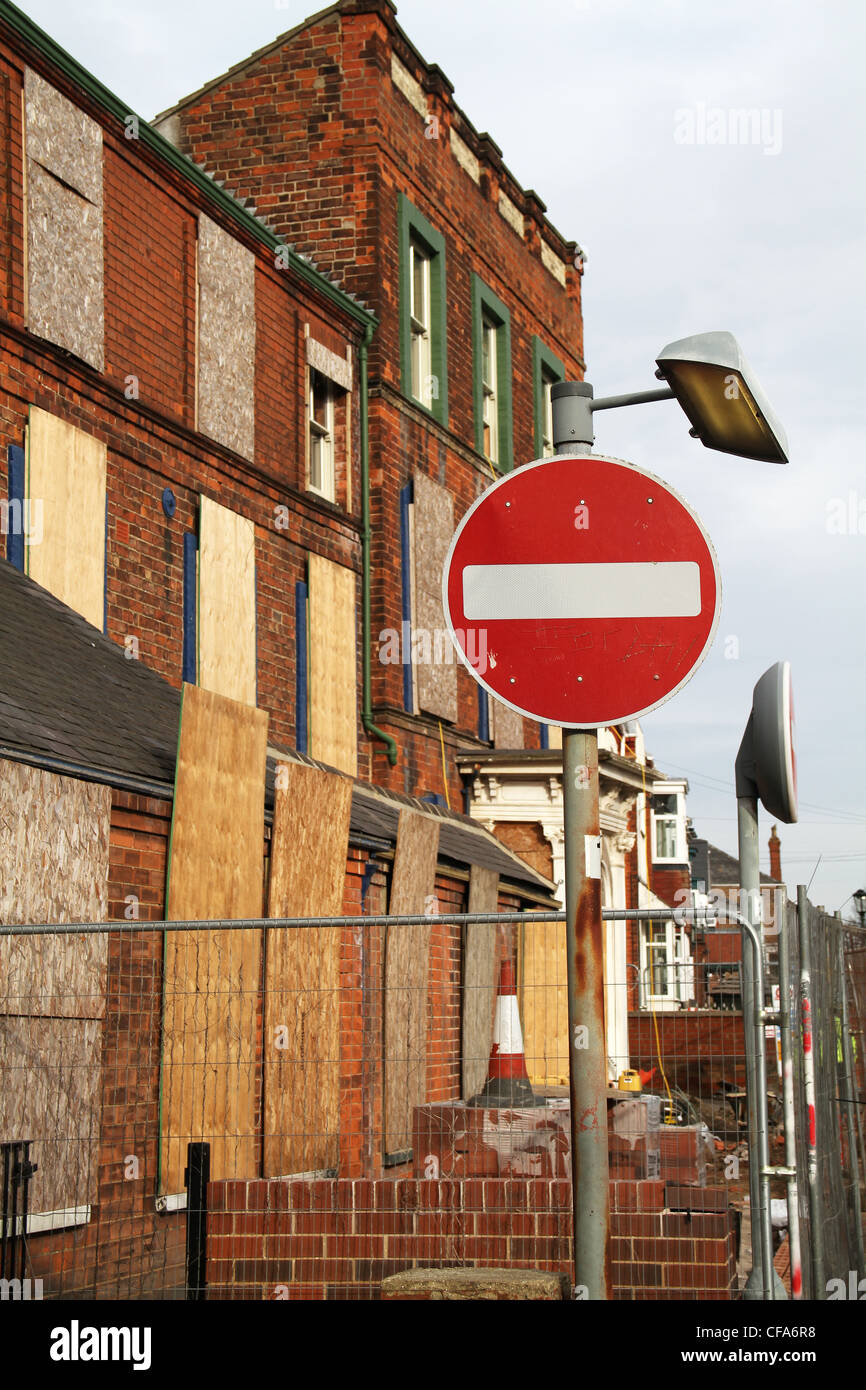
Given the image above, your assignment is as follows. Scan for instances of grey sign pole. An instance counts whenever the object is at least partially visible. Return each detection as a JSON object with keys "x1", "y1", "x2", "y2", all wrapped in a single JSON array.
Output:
[
  {"x1": 797, "y1": 884, "x2": 825, "y2": 1295},
  {"x1": 551, "y1": 382, "x2": 611, "y2": 1301},
  {"x1": 737, "y1": 668, "x2": 798, "y2": 1301},
  {"x1": 836, "y1": 932, "x2": 865, "y2": 1275},
  {"x1": 776, "y1": 890, "x2": 804, "y2": 1298},
  {"x1": 736, "y1": 791, "x2": 774, "y2": 1299}
]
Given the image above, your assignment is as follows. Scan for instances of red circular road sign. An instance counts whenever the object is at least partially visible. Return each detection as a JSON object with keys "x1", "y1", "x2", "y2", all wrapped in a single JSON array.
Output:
[{"x1": 443, "y1": 453, "x2": 721, "y2": 728}]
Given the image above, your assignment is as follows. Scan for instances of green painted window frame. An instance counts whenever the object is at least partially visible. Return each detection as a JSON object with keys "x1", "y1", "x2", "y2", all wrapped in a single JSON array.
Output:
[
  {"x1": 532, "y1": 336, "x2": 565, "y2": 458},
  {"x1": 397, "y1": 193, "x2": 448, "y2": 425},
  {"x1": 471, "y1": 275, "x2": 513, "y2": 472}
]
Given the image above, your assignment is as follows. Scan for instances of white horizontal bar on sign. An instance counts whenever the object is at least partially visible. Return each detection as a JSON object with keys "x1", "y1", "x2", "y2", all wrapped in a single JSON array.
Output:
[{"x1": 462, "y1": 562, "x2": 701, "y2": 620}]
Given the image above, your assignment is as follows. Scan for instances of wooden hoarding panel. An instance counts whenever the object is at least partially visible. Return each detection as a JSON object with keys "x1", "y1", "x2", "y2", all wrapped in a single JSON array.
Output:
[
  {"x1": 0, "y1": 760, "x2": 110, "y2": 1016},
  {"x1": 462, "y1": 865, "x2": 500, "y2": 1100},
  {"x1": 160, "y1": 685, "x2": 268, "y2": 1192},
  {"x1": 24, "y1": 68, "x2": 104, "y2": 372},
  {"x1": 520, "y1": 918, "x2": 568, "y2": 1087},
  {"x1": 264, "y1": 761, "x2": 351, "y2": 1176},
  {"x1": 492, "y1": 697, "x2": 524, "y2": 750},
  {"x1": 0, "y1": 761, "x2": 110, "y2": 1215},
  {"x1": 0, "y1": 1016, "x2": 101, "y2": 1213},
  {"x1": 384, "y1": 809, "x2": 440, "y2": 1155},
  {"x1": 307, "y1": 553, "x2": 357, "y2": 776},
  {"x1": 412, "y1": 471, "x2": 457, "y2": 721},
  {"x1": 26, "y1": 408, "x2": 106, "y2": 630},
  {"x1": 198, "y1": 495, "x2": 257, "y2": 707},
  {"x1": 197, "y1": 215, "x2": 255, "y2": 460}
]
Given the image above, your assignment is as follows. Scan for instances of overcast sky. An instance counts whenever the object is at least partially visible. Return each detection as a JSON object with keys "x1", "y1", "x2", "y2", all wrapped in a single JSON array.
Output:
[{"x1": 19, "y1": 0, "x2": 866, "y2": 915}]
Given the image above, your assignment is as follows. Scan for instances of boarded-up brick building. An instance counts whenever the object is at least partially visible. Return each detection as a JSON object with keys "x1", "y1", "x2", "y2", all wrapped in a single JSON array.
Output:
[{"x1": 154, "y1": 0, "x2": 587, "y2": 802}]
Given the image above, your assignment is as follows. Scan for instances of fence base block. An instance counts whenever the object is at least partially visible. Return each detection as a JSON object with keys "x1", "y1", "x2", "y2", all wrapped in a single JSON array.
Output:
[{"x1": 381, "y1": 1267, "x2": 569, "y2": 1300}]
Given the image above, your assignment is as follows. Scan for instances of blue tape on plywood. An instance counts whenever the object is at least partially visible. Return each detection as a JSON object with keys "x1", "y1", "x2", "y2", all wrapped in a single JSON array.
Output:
[
  {"x1": 6, "y1": 444, "x2": 25, "y2": 572},
  {"x1": 400, "y1": 480, "x2": 414, "y2": 713},
  {"x1": 478, "y1": 686, "x2": 489, "y2": 742},
  {"x1": 295, "y1": 579, "x2": 308, "y2": 754},
  {"x1": 182, "y1": 532, "x2": 197, "y2": 684},
  {"x1": 254, "y1": 560, "x2": 259, "y2": 709},
  {"x1": 103, "y1": 493, "x2": 109, "y2": 634}
]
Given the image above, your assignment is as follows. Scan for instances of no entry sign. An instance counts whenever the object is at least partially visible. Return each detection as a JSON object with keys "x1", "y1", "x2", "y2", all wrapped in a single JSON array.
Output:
[{"x1": 443, "y1": 453, "x2": 721, "y2": 728}]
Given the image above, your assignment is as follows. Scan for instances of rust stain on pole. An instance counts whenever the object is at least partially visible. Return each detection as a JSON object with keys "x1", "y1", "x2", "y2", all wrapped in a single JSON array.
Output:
[{"x1": 563, "y1": 729, "x2": 611, "y2": 1299}]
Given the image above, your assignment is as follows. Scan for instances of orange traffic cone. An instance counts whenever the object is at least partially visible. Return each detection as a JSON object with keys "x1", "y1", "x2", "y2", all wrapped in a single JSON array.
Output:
[{"x1": 467, "y1": 957, "x2": 546, "y2": 1108}]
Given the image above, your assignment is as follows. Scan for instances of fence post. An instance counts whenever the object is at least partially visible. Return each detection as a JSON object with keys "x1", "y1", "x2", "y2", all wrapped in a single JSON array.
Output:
[
  {"x1": 836, "y1": 932, "x2": 865, "y2": 1276},
  {"x1": 1, "y1": 1140, "x2": 37, "y2": 1284},
  {"x1": 185, "y1": 1142, "x2": 210, "y2": 1301},
  {"x1": 777, "y1": 896, "x2": 803, "y2": 1298},
  {"x1": 798, "y1": 885, "x2": 825, "y2": 1297}
]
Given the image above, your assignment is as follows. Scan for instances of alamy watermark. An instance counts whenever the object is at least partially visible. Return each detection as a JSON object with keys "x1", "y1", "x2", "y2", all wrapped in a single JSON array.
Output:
[
  {"x1": 672, "y1": 886, "x2": 782, "y2": 933},
  {"x1": 0, "y1": 496, "x2": 43, "y2": 546},
  {"x1": 827, "y1": 1270, "x2": 866, "y2": 1299},
  {"x1": 49, "y1": 1320, "x2": 151, "y2": 1370},
  {"x1": 826, "y1": 490, "x2": 866, "y2": 535},
  {"x1": 1, "y1": 1276, "x2": 43, "y2": 1300},
  {"x1": 674, "y1": 103, "x2": 783, "y2": 157},
  {"x1": 378, "y1": 622, "x2": 487, "y2": 675}
]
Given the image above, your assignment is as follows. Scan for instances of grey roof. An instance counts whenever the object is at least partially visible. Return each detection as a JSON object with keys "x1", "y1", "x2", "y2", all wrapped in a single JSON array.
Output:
[
  {"x1": 0, "y1": 560, "x2": 180, "y2": 785},
  {"x1": 0, "y1": 561, "x2": 554, "y2": 897},
  {"x1": 689, "y1": 834, "x2": 777, "y2": 888}
]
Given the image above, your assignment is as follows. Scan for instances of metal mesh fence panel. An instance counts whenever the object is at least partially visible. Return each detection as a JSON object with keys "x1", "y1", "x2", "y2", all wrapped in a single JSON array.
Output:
[{"x1": 0, "y1": 905, "x2": 862, "y2": 1302}]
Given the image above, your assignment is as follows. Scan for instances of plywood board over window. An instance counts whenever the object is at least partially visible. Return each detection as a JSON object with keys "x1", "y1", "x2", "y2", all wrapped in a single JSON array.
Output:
[
  {"x1": 160, "y1": 684, "x2": 269, "y2": 1193},
  {"x1": 520, "y1": 918, "x2": 568, "y2": 1088},
  {"x1": 462, "y1": 865, "x2": 500, "y2": 1100},
  {"x1": 383, "y1": 809, "x2": 440, "y2": 1156},
  {"x1": 198, "y1": 494, "x2": 257, "y2": 707},
  {"x1": 307, "y1": 552, "x2": 357, "y2": 776},
  {"x1": 492, "y1": 697, "x2": 524, "y2": 750},
  {"x1": 26, "y1": 407, "x2": 106, "y2": 631},
  {"x1": 264, "y1": 761, "x2": 352, "y2": 1177},
  {"x1": 24, "y1": 68, "x2": 104, "y2": 371},
  {"x1": 412, "y1": 471, "x2": 456, "y2": 721},
  {"x1": 0, "y1": 760, "x2": 110, "y2": 1216},
  {"x1": 197, "y1": 214, "x2": 255, "y2": 460}
]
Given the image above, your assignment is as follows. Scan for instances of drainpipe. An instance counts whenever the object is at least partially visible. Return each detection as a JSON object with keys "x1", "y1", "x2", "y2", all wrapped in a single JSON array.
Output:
[{"x1": 360, "y1": 324, "x2": 398, "y2": 766}]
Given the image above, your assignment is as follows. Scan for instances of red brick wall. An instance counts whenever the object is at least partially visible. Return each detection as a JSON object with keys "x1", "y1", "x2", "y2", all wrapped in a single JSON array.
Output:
[
  {"x1": 651, "y1": 864, "x2": 692, "y2": 908},
  {"x1": 22, "y1": 786, "x2": 537, "y2": 1294},
  {"x1": 25, "y1": 792, "x2": 180, "y2": 1298},
  {"x1": 493, "y1": 822, "x2": 554, "y2": 882},
  {"x1": 629, "y1": 1010, "x2": 777, "y2": 1095},
  {"x1": 162, "y1": 0, "x2": 586, "y2": 801},
  {"x1": 0, "y1": 25, "x2": 367, "y2": 767},
  {"x1": 206, "y1": 1176, "x2": 739, "y2": 1301}
]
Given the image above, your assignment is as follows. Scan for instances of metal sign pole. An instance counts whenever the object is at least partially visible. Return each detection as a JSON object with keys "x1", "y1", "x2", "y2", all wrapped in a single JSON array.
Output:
[
  {"x1": 553, "y1": 383, "x2": 611, "y2": 1300},
  {"x1": 798, "y1": 884, "x2": 825, "y2": 1296},
  {"x1": 736, "y1": 666, "x2": 799, "y2": 1299},
  {"x1": 776, "y1": 890, "x2": 804, "y2": 1298}
]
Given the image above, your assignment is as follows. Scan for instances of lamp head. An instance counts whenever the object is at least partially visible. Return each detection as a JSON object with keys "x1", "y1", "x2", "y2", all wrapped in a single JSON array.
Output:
[{"x1": 655, "y1": 330, "x2": 788, "y2": 464}]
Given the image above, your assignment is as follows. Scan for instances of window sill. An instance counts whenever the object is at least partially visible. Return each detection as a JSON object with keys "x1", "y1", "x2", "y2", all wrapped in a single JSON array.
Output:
[{"x1": 11, "y1": 1204, "x2": 91, "y2": 1234}]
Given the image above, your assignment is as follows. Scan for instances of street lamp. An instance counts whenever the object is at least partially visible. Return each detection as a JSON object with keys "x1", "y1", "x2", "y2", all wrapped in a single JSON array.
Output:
[
  {"x1": 853, "y1": 888, "x2": 866, "y2": 929},
  {"x1": 554, "y1": 329, "x2": 789, "y2": 464},
  {"x1": 655, "y1": 331, "x2": 789, "y2": 463},
  {"x1": 550, "y1": 331, "x2": 787, "y2": 1302}
]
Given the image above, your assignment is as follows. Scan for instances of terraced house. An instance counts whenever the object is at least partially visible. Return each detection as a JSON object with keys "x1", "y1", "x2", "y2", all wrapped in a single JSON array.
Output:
[
  {"x1": 0, "y1": 0, "x2": 757, "y2": 1303},
  {"x1": 153, "y1": 0, "x2": 587, "y2": 802}
]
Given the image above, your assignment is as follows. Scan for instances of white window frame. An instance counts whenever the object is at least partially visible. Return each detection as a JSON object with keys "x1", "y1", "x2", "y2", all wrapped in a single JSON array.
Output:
[
  {"x1": 541, "y1": 368, "x2": 556, "y2": 457},
  {"x1": 308, "y1": 368, "x2": 335, "y2": 502},
  {"x1": 639, "y1": 918, "x2": 692, "y2": 1010},
  {"x1": 481, "y1": 313, "x2": 499, "y2": 464},
  {"x1": 650, "y1": 784, "x2": 687, "y2": 863},
  {"x1": 409, "y1": 238, "x2": 432, "y2": 405}
]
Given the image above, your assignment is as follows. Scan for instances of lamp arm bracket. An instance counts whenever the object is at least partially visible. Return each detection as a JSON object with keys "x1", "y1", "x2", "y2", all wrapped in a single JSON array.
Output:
[{"x1": 589, "y1": 387, "x2": 675, "y2": 413}]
